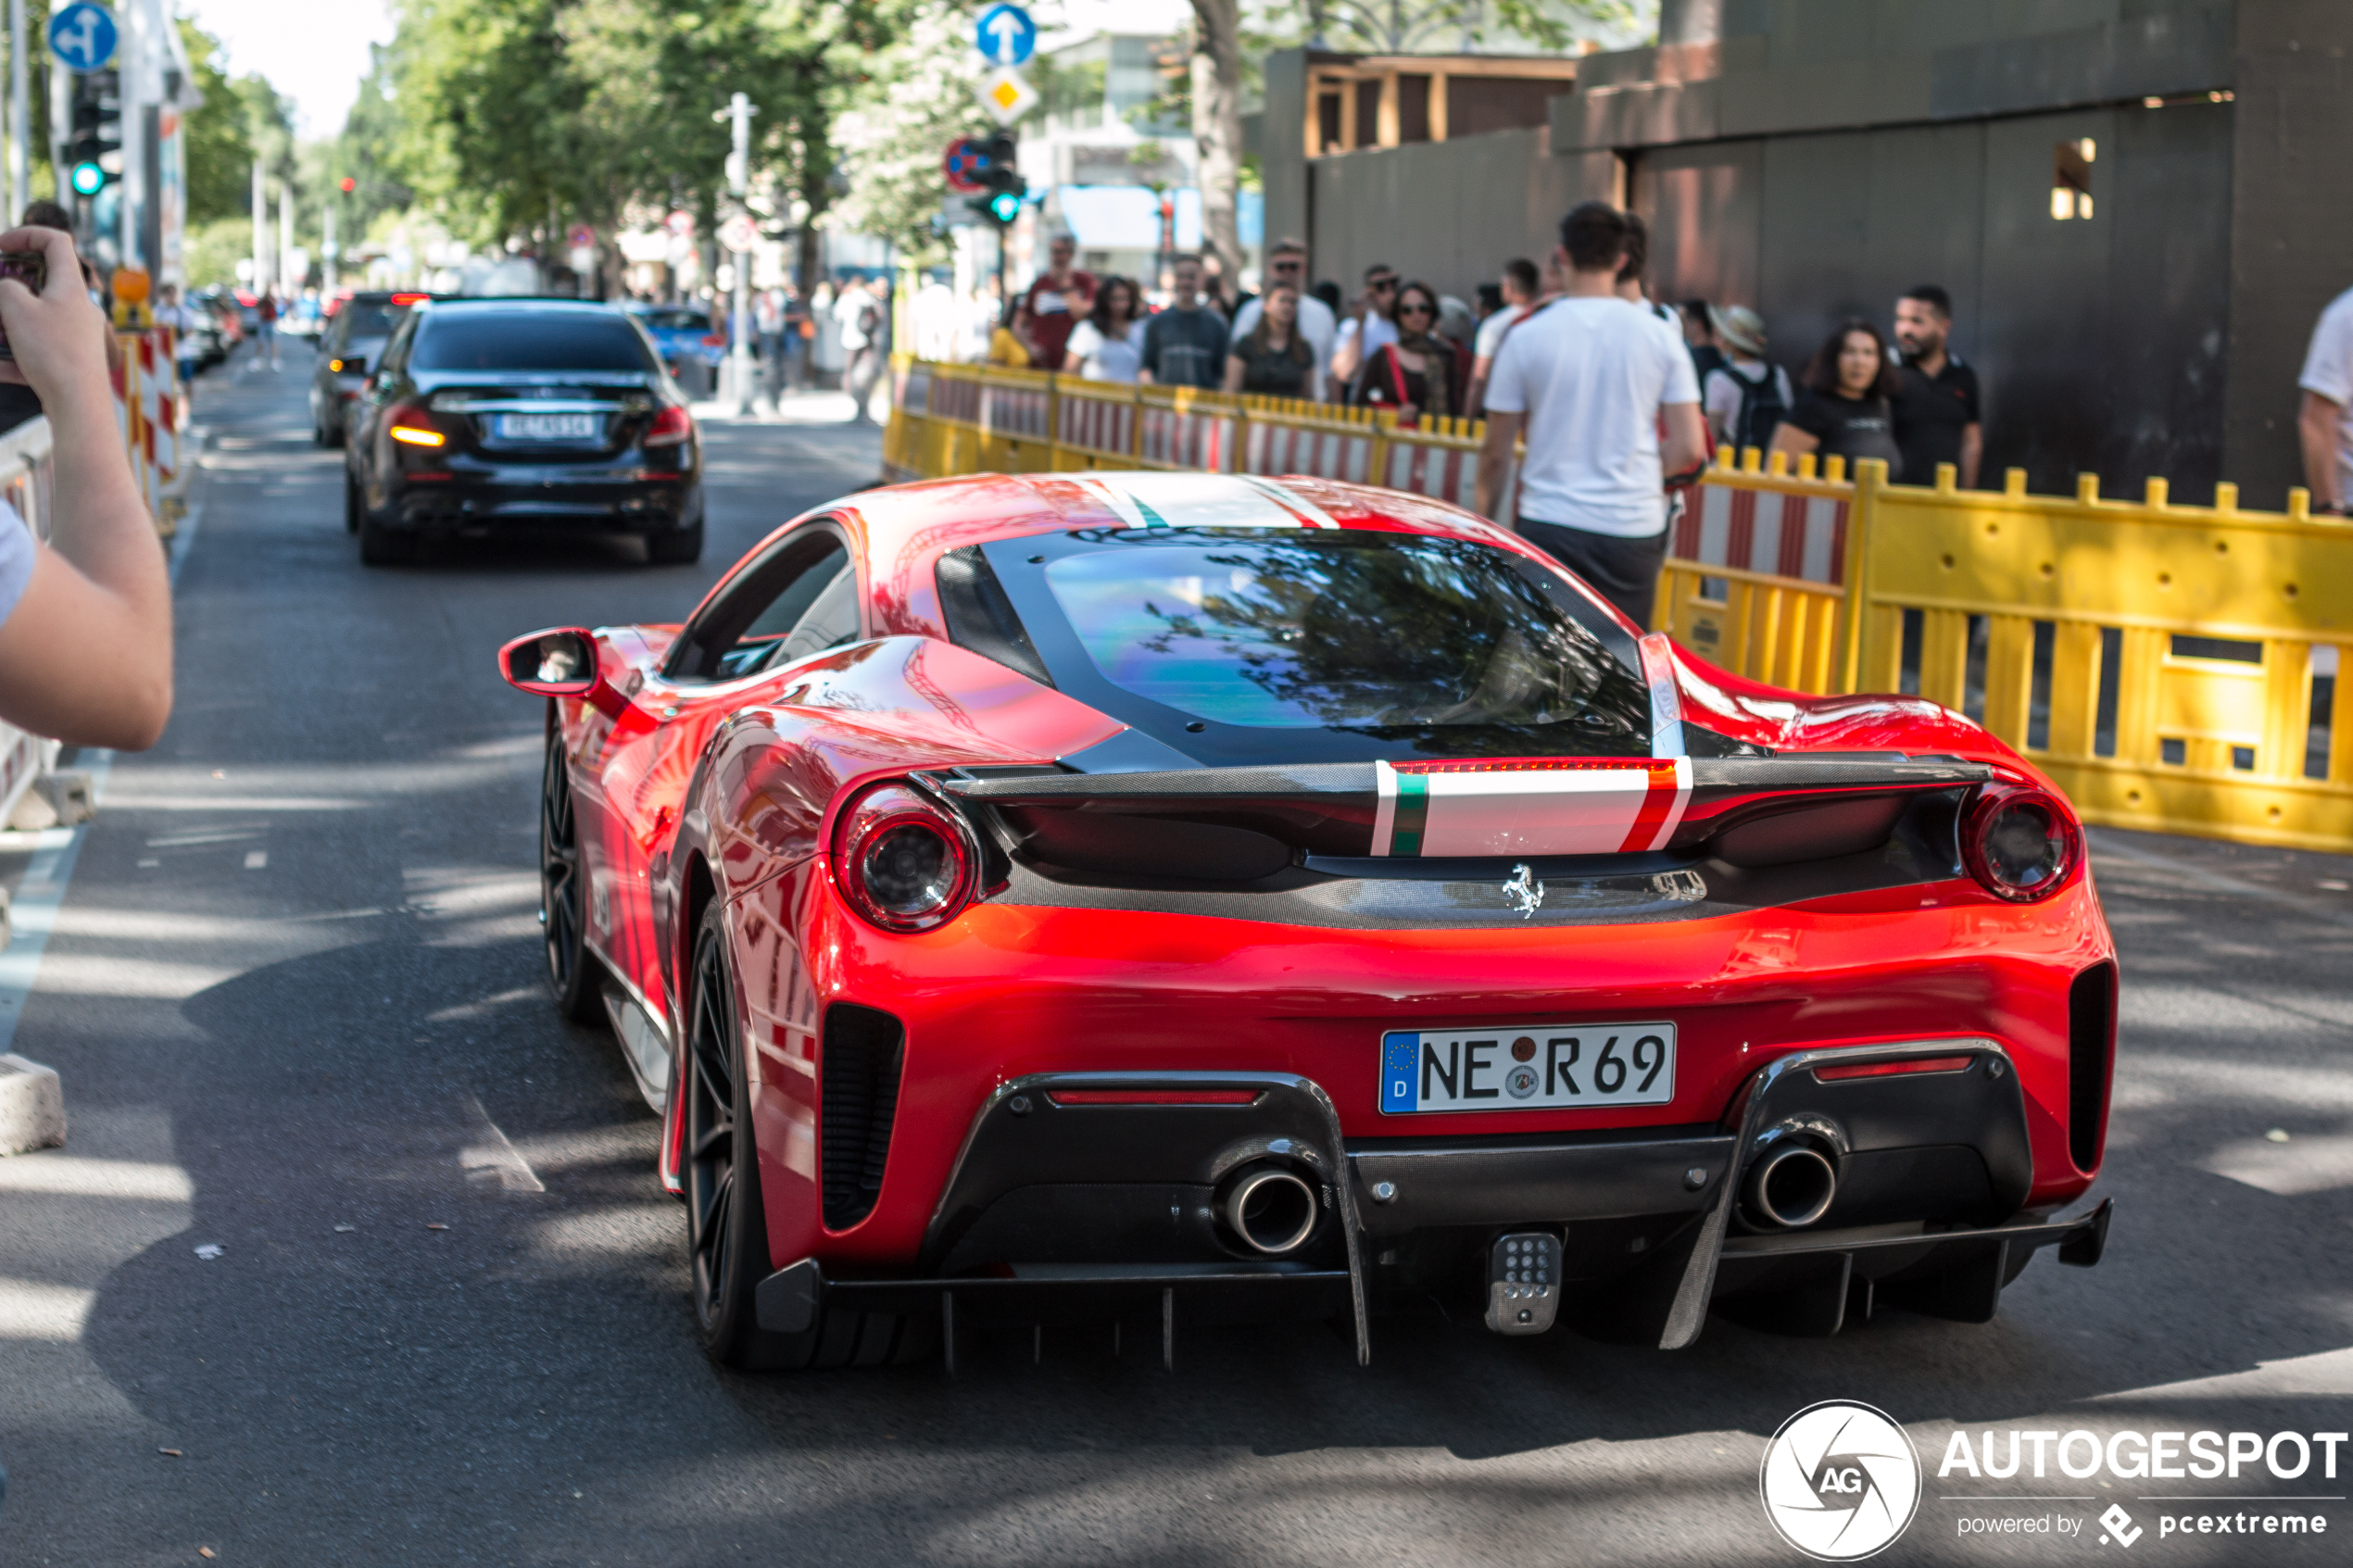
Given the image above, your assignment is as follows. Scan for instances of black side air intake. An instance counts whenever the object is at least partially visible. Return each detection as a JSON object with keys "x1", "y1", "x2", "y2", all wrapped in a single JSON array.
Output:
[
  {"x1": 2068, "y1": 962, "x2": 2117, "y2": 1173},
  {"x1": 821, "y1": 1004, "x2": 905, "y2": 1231}
]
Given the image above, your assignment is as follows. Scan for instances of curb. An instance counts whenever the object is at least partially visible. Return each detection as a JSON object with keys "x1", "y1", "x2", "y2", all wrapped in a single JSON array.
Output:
[{"x1": 0, "y1": 1052, "x2": 64, "y2": 1154}]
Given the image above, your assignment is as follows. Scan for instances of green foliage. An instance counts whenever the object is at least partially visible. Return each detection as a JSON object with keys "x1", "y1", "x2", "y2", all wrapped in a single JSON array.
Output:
[
  {"x1": 182, "y1": 216, "x2": 256, "y2": 289},
  {"x1": 829, "y1": 1, "x2": 984, "y2": 263},
  {"x1": 177, "y1": 20, "x2": 256, "y2": 226}
]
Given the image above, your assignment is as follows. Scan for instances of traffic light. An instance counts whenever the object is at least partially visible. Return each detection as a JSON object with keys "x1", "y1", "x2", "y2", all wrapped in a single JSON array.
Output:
[
  {"x1": 339, "y1": 176, "x2": 356, "y2": 194},
  {"x1": 63, "y1": 69, "x2": 121, "y2": 196},
  {"x1": 964, "y1": 132, "x2": 1024, "y2": 227}
]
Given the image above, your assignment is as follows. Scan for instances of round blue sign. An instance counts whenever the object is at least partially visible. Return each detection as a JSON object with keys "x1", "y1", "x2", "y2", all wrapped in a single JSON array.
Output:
[
  {"x1": 974, "y1": 4, "x2": 1035, "y2": 68},
  {"x1": 48, "y1": 3, "x2": 118, "y2": 73}
]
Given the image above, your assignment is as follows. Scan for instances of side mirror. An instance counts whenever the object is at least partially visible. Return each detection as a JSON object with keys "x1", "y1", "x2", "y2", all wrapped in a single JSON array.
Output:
[{"x1": 500, "y1": 627, "x2": 605, "y2": 700}]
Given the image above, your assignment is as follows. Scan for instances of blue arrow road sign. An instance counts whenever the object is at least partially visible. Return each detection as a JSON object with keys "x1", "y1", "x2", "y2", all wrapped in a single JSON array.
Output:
[
  {"x1": 975, "y1": 4, "x2": 1036, "y2": 67},
  {"x1": 48, "y1": 3, "x2": 117, "y2": 73}
]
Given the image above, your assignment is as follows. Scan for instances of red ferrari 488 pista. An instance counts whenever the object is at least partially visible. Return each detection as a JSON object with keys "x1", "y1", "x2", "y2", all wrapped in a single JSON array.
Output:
[{"x1": 500, "y1": 470, "x2": 2115, "y2": 1371}]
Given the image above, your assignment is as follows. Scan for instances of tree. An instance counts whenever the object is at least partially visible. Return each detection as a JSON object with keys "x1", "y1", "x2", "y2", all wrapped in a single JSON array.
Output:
[
  {"x1": 177, "y1": 20, "x2": 256, "y2": 227},
  {"x1": 1189, "y1": 0, "x2": 1243, "y2": 282},
  {"x1": 830, "y1": 0, "x2": 979, "y2": 264}
]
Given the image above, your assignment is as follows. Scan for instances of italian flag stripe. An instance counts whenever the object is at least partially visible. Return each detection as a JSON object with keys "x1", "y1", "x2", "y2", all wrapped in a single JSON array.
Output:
[{"x1": 1373, "y1": 757, "x2": 1692, "y2": 858}]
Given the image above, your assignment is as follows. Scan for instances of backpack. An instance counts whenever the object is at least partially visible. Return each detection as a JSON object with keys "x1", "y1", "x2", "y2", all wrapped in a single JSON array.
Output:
[{"x1": 1721, "y1": 360, "x2": 1788, "y2": 455}]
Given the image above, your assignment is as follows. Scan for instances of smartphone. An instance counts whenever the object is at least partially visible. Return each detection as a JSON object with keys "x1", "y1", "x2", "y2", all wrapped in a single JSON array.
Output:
[{"x1": 0, "y1": 250, "x2": 44, "y2": 358}]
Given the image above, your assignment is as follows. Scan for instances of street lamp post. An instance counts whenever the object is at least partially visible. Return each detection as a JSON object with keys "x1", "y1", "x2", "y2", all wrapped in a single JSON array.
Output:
[{"x1": 715, "y1": 91, "x2": 759, "y2": 416}]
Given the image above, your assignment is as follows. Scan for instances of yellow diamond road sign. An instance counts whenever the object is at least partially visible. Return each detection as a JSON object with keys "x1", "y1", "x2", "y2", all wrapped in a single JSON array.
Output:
[{"x1": 978, "y1": 68, "x2": 1036, "y2": 125}]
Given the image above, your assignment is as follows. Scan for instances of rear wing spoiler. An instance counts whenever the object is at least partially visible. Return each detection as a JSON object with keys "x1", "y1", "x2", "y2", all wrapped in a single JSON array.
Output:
[{"x1": 921, "y1": 755, "x2": 1994, "y2": 865}]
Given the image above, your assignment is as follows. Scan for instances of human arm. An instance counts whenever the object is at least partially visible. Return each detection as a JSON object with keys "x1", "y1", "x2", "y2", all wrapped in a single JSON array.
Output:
[
  {"x1": 2299, "y1": 392, "x2": 2343, "y2": 509},
  {"x1": 1661, "y1": 402, "x2": 1707, "y2": 485},
  {"x1": 0, "y1": 227, "x2": 170, "y2": 748},
  {"x1": 1135, "y1": 317, "x2": 1158, "y2": 384},
  {"x1": 1329, "y1": 318, "x2": 1364, "y2": 384},
  {"x1": 1959, "y1": 422, "x2": 1983, "y2": 489},
  {"x1": 1222, "y1": 352, "x2": 1246, "y2": 394},
  {"x1": 1474, "y1": 410, "x2": 1522, "y2": 521},
  {"x1": 1768, "y1": 420, "x2": 1820, "y2": 461}
]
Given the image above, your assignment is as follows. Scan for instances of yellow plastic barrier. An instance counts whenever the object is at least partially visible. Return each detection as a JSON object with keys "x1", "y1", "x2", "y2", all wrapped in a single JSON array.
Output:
[{"x1": 881, "y1": 357, "x2": 2351, "y2": 853}]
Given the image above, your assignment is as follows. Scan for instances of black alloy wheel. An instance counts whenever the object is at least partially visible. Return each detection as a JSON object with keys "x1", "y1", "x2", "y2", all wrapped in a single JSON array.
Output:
[
  {"x1": 539, "y1": 719, "x2": 603, "y2": 1023},
  {"x1": 683, "y1": 899, "x2": 937, "y2": 1372}
]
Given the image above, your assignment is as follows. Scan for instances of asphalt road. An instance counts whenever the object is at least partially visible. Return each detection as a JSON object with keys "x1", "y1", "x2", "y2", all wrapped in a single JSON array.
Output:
[{"x1": 2, "y1": 344, "x2": 2349, "y2": 1567}]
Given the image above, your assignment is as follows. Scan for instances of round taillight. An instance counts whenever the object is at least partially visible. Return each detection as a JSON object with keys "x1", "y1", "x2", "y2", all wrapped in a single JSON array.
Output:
[
  {"x1": 831, "y1": 784, "x2": 976, "y2": 932},
  {"x1": 1961, "y1": 784, "x2": 2081, "y2": 902}
]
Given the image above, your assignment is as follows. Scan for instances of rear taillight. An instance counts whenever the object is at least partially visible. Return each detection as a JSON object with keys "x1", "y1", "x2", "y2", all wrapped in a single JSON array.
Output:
[
  {"x1": 831, "y1": 784, "x2": 976, "y2": 933},
  {"x1": 700, "y1": 331, "x2": 727, "y2": 346},
  {"x1": 1814, "y1": 1054, "x2": 1975, "y2": 1082},
  {"x1": 386, "y1": 402, "x2": 445, "y2": 448},
  {"x1": 1961, "y1": 783, "x2": 2081, "y2": 902},
  {"x1": 644, "y1": 405, "x2": 694, "y2": 446}
]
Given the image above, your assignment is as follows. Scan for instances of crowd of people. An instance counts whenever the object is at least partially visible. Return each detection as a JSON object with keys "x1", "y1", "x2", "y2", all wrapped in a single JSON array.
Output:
[{"x1": 960, "y1": 218, "x2": 1985, "y2": 489}]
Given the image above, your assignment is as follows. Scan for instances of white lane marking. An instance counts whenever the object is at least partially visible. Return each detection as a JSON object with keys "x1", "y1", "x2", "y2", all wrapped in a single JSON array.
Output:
[
  {"x1": 2088, "y1": 1346, "x2": 2353, "y2": 1402},
  {"x1": 0, "y1": 1278, "x2": 97, "y2": 1341},
  {"x1": 96, "y1": 793, "x2": 364, "y2": 812},
  {"x1": 2089, "y1": 830, "x2": 2353, "y2": 933},
  {"x1": 2202, "y1": 1133, "x2": 2353, "y2": 1197},
  {"x1": 0, "y1": 750, "x2": 116, "y2": 1054},
  {"x1": 459, "y1": 1093, "x2": 545, "y2": 1194},
  {"x1": 0, "y1": 1154, "x2": 195, "y2": 1201},
  {"x1": 425, "y1": 986, "x2": 538, "y2": 1023}
]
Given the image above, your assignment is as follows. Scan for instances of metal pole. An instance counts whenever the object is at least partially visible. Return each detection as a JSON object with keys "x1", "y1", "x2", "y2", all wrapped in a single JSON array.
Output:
[
  {"x1": 277, "y1": 179, "x2": 292, "y2": 292},
  {"x1": 322, "y1": 204, "x2": 336, "y2": 295},
  {"x1": 119, "y1": 0, "x2": 141, "y2": 272},
  {"x1": 8, "y1": 0, "x2": 28, "y2": 223},
  {"x1": 251, "y1": 158, "x2": 266, "y2": 294},
  {"x1": 722, "y1": 90, "x2": 757, "y2": 416}
]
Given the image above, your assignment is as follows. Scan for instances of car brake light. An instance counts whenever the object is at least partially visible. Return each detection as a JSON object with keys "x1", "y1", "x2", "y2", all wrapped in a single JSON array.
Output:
[
  {"x1": 1814, "y1": 1054, "x2": 1976, "y2": 1082},
  {"x1": 389, "y1": 292, "x2": 428, "y2": 307},
  {"x1": 700, "y1": 331, "x2": 727, "y2": 346},
  {"x1": 1961, "y1": 783, "x2": 2081, "y2": 902},
  {"x1": 644, "y1": 405, "x2": 694, "y2": 446},
  {"x1": 831, "y1": 783, "x2": 976, "y2": 933},
  {"x1": 386, "y1": 403, "x2": 445, "y2": 448}
]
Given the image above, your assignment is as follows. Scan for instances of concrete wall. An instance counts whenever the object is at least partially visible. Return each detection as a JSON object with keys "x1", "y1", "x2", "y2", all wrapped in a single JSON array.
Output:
[
  {"x1": 2222, "y1": 0, "x2": 2353, "y2": 503},
  {"x1": 1303, "y1": 131, "x2": 1613, "y2": 306}
]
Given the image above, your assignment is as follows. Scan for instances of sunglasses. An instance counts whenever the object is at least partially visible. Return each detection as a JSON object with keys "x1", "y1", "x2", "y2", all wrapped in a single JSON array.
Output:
[
  {"x1": 1369, "y1": 278, "x2": 1397, "y2": 292},
  {"x1": 1397, "y1": 301, "x2": 1434, "y2": 316},
  {"x1": 1270, "y1": 258, "x2": 1303, "y2": 271}
]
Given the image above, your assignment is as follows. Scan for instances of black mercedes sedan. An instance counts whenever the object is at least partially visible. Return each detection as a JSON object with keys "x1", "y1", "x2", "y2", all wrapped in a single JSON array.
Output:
[{"x1": 344, "y1": 298, "x2": 704, "y2": 566}]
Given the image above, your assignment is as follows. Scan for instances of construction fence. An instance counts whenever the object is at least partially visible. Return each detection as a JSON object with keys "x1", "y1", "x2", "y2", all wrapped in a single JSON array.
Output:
[{"x1": 883, "y1": 357, "x2": 2353, "y2": 856}]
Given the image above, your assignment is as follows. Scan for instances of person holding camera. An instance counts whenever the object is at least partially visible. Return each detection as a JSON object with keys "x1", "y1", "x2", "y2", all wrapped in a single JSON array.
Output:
[{"x1": 0, "y1": 224, "x2": 172, "y2": 749}]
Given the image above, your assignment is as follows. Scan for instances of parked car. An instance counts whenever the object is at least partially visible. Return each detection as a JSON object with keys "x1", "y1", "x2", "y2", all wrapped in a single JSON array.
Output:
[
  {"x1": 626, "y1": 302, "x2": 728, "y2": 381},
  {"x1": 345, "y1": 297, "x2": 702, "y2": 565},
  {"x1": 495, "y1": 468, "x2": 2117, "y2": 1373},
  {"x1": 310, "y1": 291, "x2": 431, "y2": 446},
  {"x1": 182, "y1": 289, "x2": 239, "y2": 370}
]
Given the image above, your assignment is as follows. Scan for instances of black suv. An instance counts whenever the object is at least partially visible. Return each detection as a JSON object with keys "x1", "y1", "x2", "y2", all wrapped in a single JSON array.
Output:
[{"x1": 344, "y1": 299, "x2": 704, "y2": 566}]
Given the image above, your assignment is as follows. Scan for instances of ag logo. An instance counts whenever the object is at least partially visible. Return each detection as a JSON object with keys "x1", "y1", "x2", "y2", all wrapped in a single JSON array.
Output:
[{"x1": 1759, "y1": 1400, "x2": 1921, "y2": 1561}]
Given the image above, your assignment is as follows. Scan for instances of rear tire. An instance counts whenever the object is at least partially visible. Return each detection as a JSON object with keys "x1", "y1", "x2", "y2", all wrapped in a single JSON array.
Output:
[
  {"x1": 539, "y1": 719, "x2": 605, "y2": 1025},
  {"x1": 683, "y1": 900, "x2": 936, "y2": 1371},
  {"x1": 344, "y1": 474, "x2": 361, "y2": 533},
  {"x1": 646, "y1": 521, "x2": 704, "y2": 566}
]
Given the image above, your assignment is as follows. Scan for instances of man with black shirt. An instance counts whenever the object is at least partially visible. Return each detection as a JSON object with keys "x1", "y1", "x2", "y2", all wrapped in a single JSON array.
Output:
[
  {"x1": 1138, "y1": 255, "x2": 1228, "y2": 389},
  {"x1": 1892, "y1": 285, "x2": 1982, "y2": 487}
]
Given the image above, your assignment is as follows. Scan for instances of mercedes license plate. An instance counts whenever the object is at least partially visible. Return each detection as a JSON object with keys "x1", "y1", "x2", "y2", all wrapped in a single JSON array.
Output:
[
  {"x1": 493, "y1": 412, "x2": 600, "y2": 442},
  {"x1": 1379, "y1": 1022, "x2": 1676, "y2": 1113}
]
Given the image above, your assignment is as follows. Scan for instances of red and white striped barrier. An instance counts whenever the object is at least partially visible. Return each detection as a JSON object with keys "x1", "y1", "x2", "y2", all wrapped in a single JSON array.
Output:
[
  {"x1": 1380, "y1": 437, "x2": 1482, "y2": 513},
  {"x1": 978, "y1": 377, "x2": 1048, "y2": 441},
  {"x1": 1239, "y1": 415, "x2": 1378, "y2": 485},
  {"x1": 1055, "y1": 388, "x2": 1135, "y2": 460},
  {"x1": 1678, "y1": 480, "x2": 1849, "y2": 585},
  {"x1": 1138, "y1": 396, "x2": 1237, "y2": 473}
]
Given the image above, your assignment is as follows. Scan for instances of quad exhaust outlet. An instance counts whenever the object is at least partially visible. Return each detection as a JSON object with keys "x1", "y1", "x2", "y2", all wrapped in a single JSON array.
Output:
[{"x1": 1218, "y1": 1164, "x2": 1320, "y2": 1255}]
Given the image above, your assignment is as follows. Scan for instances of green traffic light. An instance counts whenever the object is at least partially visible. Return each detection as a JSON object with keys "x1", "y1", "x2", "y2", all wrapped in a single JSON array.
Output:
[
  {"x1": 69, "y1": 161, "x2": 104, "y2": 196},
  {"x1": 988, "y1": 191, "x2": 1020, "y2": 222}
]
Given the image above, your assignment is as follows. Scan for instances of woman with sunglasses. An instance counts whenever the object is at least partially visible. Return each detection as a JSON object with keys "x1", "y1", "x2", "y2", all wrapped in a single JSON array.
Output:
[
  {"x1": 1345, "y1": 281, "x2": 1464, "y2": 425},
  {"x1": 1222, "y1": 281, "x2": 1321, "y2": 400}
]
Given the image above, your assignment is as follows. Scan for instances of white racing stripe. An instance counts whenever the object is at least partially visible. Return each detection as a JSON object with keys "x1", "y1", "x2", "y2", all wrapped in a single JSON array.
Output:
[{"x1": 1072, "y1": 470, "x2": 1336, "y2": 530}]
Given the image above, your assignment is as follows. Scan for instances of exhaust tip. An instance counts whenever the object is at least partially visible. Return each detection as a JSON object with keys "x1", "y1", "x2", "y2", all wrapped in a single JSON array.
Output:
[
  {"x1": 1743, "y1": 1142, "x2": 1837, "y2": 1230},
  {"x1": 1219, "y1": 1165, "x2": 1319, "y2": 1255}
]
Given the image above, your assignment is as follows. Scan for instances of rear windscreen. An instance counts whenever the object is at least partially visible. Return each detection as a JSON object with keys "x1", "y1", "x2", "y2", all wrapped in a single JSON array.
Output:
[
  {"x1": 410, "y1": 314, "x2": 654, "y2": 372},
  {"x1": 1037, "y1": 533, "x2": 1650, "y2": 744},
  {"x1": 337, "y1": 303, "x2": 399, "y2": 337},
  {"x1": 638, "y1": 309, "x2": 711, "y2": 332}
]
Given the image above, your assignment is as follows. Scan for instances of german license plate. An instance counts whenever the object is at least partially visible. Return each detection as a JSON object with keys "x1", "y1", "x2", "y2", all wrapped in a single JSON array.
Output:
[
  {"x1": 1379, "y1": 1022, "x2": 1676, "y2": 1113},
  {"x1": 493, "y1": 412, "x2": 600, "y2": 442}
]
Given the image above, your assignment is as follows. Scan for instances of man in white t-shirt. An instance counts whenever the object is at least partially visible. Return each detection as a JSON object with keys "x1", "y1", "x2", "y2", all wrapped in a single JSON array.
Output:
[
  {"x1": 1228, "y1": 238, "x2": 1335, "y2": 384},
  {"x1": 1466, "y1": 257, "x2": 1541, "y2": 417},
  {"x1": 2298, "y1": 285, "x2": 2353, "y2": 514},
  {"x1": 1474, "y1": 202, "x2": 1706, "y2": 631}
]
